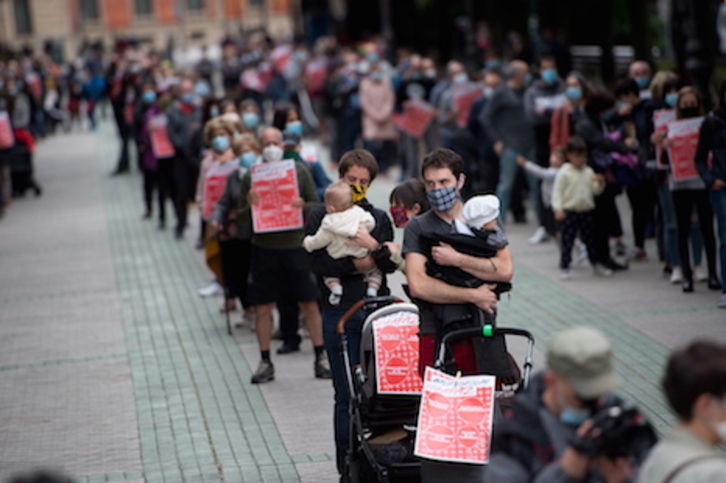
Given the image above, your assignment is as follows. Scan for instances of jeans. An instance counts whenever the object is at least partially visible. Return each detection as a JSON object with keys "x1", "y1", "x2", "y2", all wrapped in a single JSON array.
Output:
[
  {"x1": 710, "y1": 188, "x2": 726, "y2": 291},
  {"x1": 322, "y1": 307, "x2": 365, "y2": 475},
  {"x1": 672, "y1": 190, "x2": 718, "y2": 282},
  {"x1": 496, "y1": 148, "x2": 539, "y2": 223},
  {"x1": 658, "y1": 184, "x2": 703, "y2": 267}
]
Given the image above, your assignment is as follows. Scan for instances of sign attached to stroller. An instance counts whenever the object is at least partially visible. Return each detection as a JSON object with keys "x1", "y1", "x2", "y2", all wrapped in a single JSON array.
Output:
[
  {"x1": 372, "y1": 312, "x2": 423, "y2": 395},
  {"x1": 415, "y1": 367, "x2": 496, "y2": 464}
]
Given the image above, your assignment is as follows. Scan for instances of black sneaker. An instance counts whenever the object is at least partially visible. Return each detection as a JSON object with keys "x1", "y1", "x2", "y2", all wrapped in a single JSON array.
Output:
[
  {"x1": 315, "y1": 354, "x2": 332, "y2": 379},
  {"x1": 276, "y1": 342, "x2": 300, "y2": 355},
  {"x1": 251, "y1": 360, "x2": 275, "y2": 384}
]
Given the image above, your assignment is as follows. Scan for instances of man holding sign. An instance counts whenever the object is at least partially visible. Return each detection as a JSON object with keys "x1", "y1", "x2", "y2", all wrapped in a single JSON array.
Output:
[{"x1": 238, "y1": 127, "x2": 329, "y2": 384}]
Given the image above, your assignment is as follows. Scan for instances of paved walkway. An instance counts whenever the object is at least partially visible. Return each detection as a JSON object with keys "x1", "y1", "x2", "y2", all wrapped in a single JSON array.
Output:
[{"x1": 0, "y1": 121, "x2": 724, "y2": 482}]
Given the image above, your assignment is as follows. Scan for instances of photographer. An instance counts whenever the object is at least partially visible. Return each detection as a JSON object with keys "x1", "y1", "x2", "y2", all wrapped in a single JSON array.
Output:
[
  {"x1": 638, "y1": 341, "x2": 726, "y2": 482},
  {"x1": 486, "y1": 326, "x2": 656, "y2": 483}
]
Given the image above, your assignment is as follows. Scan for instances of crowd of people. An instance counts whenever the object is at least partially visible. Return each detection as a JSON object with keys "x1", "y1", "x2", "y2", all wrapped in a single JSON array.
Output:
[{"x1": 2, "y1": 30, "x2": 726, "y2": 482}]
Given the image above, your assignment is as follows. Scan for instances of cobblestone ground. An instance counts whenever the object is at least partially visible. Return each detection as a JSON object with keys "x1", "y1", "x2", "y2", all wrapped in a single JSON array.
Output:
[{"x1": 0, "y1": 121, "x2": 723, "y2": 482}]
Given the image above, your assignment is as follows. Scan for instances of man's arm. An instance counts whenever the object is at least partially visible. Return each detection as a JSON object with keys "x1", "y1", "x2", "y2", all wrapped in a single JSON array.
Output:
[
  {"x1": 405, "y1": 251, "x2": 498, "y2": 313},
  {"x1": 430, "y1": 245, "x2": 514, "y2": 282}
]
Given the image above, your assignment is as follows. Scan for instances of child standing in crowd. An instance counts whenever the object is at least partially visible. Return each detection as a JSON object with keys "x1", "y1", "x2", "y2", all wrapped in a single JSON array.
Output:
[
  {"x1": 552, "y1": 136, "x2": 611, "y2": 280},
  {"x1": 303, "y1": 181, "x2": 382, "y2": 304}
]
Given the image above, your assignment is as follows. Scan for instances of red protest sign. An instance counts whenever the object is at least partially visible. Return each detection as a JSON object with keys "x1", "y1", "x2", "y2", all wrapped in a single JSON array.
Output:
[
  {"x1": 667, "y1": 117, "x2": 703, "y2": 182},
  {"x1": 271, "y1": 44, "x2": 293, "y2": 73},
  {"x1": 653, "y1": 109, "x2": 676, "y2": 169},
  {"x1": 392, "y1": 99, "x2": 435, "y2": 138},
  {"x1": 148, "y1": 114, "x2": 175, "y2": 159},
  {"x1": 240, "y1": 68, "x2": 266, "y2": 93},
  {"x1": 0, "y1": 112, "x2": 15, "y2": 149},
  {"x1": 452, "y1": 83, "x2": 482, "y2": 129},
  {"x1": 414, "y1": 367, "x2": 496, "y2": 465},
  {"x1": 305, "y1": 58, "x2": 328, "y2": 95},
  {"x1": 373, "y1": 311, "x2": 423, "y2": 395},
  {"x1": 251, "y1": 160, "x2": 304, "y2": 233},
  {"x1": 202, "y1": 162, "x2": 237, "y2": 220}
]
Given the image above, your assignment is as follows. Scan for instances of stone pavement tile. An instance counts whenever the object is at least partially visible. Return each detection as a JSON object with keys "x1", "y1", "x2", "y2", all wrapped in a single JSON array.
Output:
[
  {"x1": 0, "y1": 359, "x2": 141, "y2": 481},
  {"x1": 0, "y1": 291, "x2": 124, "y2": 368},
  {"x1": 624, "y1": 311, "x2": 726, "y2": 348},
  {"x1": 297, "y1": 461, "x2": 338, "y2": 483}
]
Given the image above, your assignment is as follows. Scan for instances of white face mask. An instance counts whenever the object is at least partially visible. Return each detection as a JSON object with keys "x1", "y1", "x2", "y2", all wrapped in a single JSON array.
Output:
[
  {"x1": 453, "y1": 72, "x2": 468, "y2": 84},
  {"x1": 713, "y1": 421, "x2": 726, "y2": 443},
  {"x1": 262, "y1": 144, "x2": 283, "y2": 163}
]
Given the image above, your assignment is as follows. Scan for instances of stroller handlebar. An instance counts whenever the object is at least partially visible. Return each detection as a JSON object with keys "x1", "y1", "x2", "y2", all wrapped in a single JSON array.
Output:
[{"x1": 335, "y1": 296, "x2": 405, "y2": 334}]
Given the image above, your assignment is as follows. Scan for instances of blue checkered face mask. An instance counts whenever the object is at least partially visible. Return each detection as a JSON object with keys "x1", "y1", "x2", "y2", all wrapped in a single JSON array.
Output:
[{"x1": 427, "y1": 185, "x2": 459, "y2": 212}]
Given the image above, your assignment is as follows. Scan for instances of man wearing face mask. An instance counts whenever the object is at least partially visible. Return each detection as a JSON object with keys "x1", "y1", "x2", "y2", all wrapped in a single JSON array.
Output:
[
  {"x1": 487, "y1": 326, "x2": 650, "y2": 483},
  {"x1": 628, "y1": 60, "x2": 653, "y2": 100},
  {"x1": 238, "y1": 127, "x2": 329, "y2": 384},
  {"x1": 638, "y1": 341, "x2": 726, "y2": 482},
  {"x1": 524, "y1": 56, "x2": 566, "y2": 244},
  {"x1": 167, "y1": 78, "x2": 202, "y2": 239}
]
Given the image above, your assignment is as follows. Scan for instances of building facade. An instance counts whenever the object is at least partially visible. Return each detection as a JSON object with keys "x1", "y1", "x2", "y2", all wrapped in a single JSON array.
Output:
[{"x1": 0, "y1": 0, "x2": 294, "y2": 61}]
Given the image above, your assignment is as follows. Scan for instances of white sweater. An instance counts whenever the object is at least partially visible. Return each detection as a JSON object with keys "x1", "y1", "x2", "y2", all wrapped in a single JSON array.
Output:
[
  {"x1": 551, "y1": 162, "x2": 605, "y2": 213},
  {"x1": 302, "y1": 205, "x2": 376, "y2": 259}
]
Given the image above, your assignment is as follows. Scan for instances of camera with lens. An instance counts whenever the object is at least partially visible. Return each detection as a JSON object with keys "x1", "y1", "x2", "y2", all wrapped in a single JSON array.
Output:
[{"x1": 570, "y1": 402, "x2": 658, "y2": 460}]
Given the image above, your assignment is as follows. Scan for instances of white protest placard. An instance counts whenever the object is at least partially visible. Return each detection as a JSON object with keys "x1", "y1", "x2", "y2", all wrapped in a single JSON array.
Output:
[
  {"x1": 373, "y1": 311, "x2": 423, "y2": 395},
  {"x1": 667, "y1": 117, "x2": 704, "y2": 182}
]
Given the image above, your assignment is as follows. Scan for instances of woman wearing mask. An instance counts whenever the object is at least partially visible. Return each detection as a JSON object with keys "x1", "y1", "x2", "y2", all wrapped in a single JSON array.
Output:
[
  {"x1": 272, "y1": 102, "x2": 303, "y2": 137},
  {"x1": 209, "y1": 133, "x2": 260, "y2": 327},
  {"x1": 662, "y1": 87, "x2": 720, "y2": 293},
  {"x1": 239, "y1": 99, "x2": 262, "y2": 134},
  {"x1": 651, "y1": 78, "x2": 706, "y2": 284},
  {"x1": 196, "y1": 118, "x2": 241, "y2": 312},
  {"x1": 549, "y1": 72, "x2": 589, "y2": 152},
  {"x1": 134, "y1": 82, "x2": 165, "y2": 224}
]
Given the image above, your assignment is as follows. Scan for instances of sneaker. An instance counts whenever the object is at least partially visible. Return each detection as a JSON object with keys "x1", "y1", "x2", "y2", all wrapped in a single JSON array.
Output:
[
  {"x1": 718, "y1": 293, "x2": 726, "y2": 309},
  {"x1": 251, "y1": 360, "x2": 275, "y2": 384},
  {"x1": 573, "y1": 240, "x2": 588, "y2": 266},
  {"x1": 198, "y1": 280, "x2": 223, "y2": 297},
  {"x1": 670, "y1": 266, "x2": 684, "y2": 284},
  {"x1": 328, "y1": 292, "x2": 342, "y2": 305},
  {"x1": 528, "y1": 226, "x2": 549, "y2": 245},
  {"x1": 560, "y1": 269, "x2": 571, "y2": 281},
  {"x1": 693, "y1": 265, "x2": 708, "y2": 283},
  {"x1": 593, "y1": 264, "x2": 613, "y2": 277},
  {"x1": 614, "y1": 240, "x2": 626, "y2": 257},
  {"x1": 315, "y1": 355, "x2": 332, "y2": 379},
  {"x1": 629, "y1": 249, "x2": 647, "y2": 261}
]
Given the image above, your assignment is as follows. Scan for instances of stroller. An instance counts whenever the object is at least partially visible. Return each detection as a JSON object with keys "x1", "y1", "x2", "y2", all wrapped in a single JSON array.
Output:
[{"x1": 338, "y1": 296, "x2": 422, "y2": 483}]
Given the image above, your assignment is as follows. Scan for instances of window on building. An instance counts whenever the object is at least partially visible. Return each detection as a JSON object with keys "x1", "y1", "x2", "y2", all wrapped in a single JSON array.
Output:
[
  {"x1": 80, "y1": 0, "x2": 100, "y2": 20},
  {"x1": 13, "y1": 0, "x2": 32, "y2": 34},
  {"x1": 249, "y1": 0, "x2": 263, "y2": 5},
  {"x1": 135, "y1": 0, "x2": 153, "y2": 15},
  {"x1": 186, "y1": 0, "x2": 204, "y2": 11}
]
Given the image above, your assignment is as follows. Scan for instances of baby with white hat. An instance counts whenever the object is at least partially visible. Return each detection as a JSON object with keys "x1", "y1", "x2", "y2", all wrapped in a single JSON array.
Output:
[{"x1": 462, "y1": 194, "x2": 509, "y2": 250}]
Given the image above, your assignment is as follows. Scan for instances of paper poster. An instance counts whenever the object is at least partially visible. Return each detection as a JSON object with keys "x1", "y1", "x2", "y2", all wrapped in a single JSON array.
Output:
[
  {"x1": 373, "y1": 312, "x2": 423, "y2": 395},
  {"x1": 653, "y1": 109, "x2": 676, "y2": 169},
  {"x1": 0, "y1": 112, "x2": 15, "y2": 149},
  {"x1": 251, "y1": 160, "x2": 303, "y2": 233},
  {"x1": 271, "y1": 44, "x2": 293, "y2": 73},
  {"x1": 392, "y1": 99, "x2": 435, "y2": 138},
  {"x1": 452, "y1": 83, "x2": 482, "y2": 129},
  {"x1": 240, "y1": 68, "x2": 266, "y2": 93},
  {"x1": 534, "y1": 94, "x2": 566, "y2": 112},
  {"x1": 414, "y1": 367, "x2": 496, "y2": 465},
  {"x1": 667, "y1": 117, "x2": 704, "y2": 182},
  {"x1": 300, "y1": 143, "x2": 319, "y2": 162},
  {"x1": 202, "y1": 162, "x2": 238, "y2": 220},
  {"x1": 305, "y1": 58, "x2": 328, "y2": 94},
  {"x1": 148, "y1": 114, "x2": 175, "y2": 159}
]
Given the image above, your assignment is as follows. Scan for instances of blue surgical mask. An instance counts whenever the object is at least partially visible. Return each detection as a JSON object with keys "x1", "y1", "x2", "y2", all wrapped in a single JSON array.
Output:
[
  {"x1": 560, "y1": 407, "x2": 590, "y2": 427},
  {"x1": 181, "y1": 93, "x2": 194, "y2": 105},
  {"x1": 211, "y1": 135, "x2": 230, "y2": 153},
  {"x1": 426, "y1": 186, "x2": 459, "y2": 212},
  {"x1": 142, "y1": 91, "x2": 157, "y2": 104},
  {"x1": 239, "y1": 151, "x2": 256, "y2": 168},
  {"x1": 243, "y1": 112, "x2": 260, "y2": 129},
  {"x1": 635, "y1": 76, "x2": 650, "y2": 89},
  {"x1": 370, "y1": 71, "x2": 385, "y2": 82},
  {"x1": 285, "y1": 120, "x2": 303, "y2": 136},
  {"x1": 665, "y1": 92, "x2": 678, "y2": 108},
  {"x1": 210, "y1": 105, "x2": 220, "y2": 118},
  {"x1": 541, "y1": 68, "x2": 558, "y2": 85},
  {"x1": 565, "y1": 86, "x2": 582, "y2": 102},
  {"x1": 194, "y1": 82, "x2": 210, "y2": 98},
  {"x1": 525, "y1": 73, "x2": 533, "y2": 87},
  {"x1": 485, "y1": 59, "x2": 502, "y2": 71}
]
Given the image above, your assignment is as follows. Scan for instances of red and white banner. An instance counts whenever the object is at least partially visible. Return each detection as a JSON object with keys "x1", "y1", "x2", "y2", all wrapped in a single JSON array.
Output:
[
  {"x1": 452, "y1": 83, "x2": 482, "y2": 129},
  {"x1": 667, "y1": 117, "x2": 704, "y2": 182},
  {"x1": 414, "y1": 367, "x2": 496, "y2": 465},
  {"x1": 373, "y1": 311, "x2": 423, "y2": 395},
  {"x1": 305, "y1": 57, "x2": 328, "y2": 95},
  {"x1": 271, "y1": 44, "x2": 293, "y2": 73},
  {"x1": 240, "y1": 68, "x2": 266, "y2": 93},
  {"x1": 0, "y1": 112, "x2": 15, "y2": 149},
  {"x1": 202, "y1": 162, "x2": 238, "y2": 220},
  {"x1": 653, "y1": 109, "x2": 676, "y2": 169},
  {"x1": 251, "y1": 160, "x2": 303, "y2": 233},
  {"x1": 148, "y1": 114, "x2": 175, "y2": 159},
  {"x1": 392, "y1": 99, "x2": 435, "y2": 138}
]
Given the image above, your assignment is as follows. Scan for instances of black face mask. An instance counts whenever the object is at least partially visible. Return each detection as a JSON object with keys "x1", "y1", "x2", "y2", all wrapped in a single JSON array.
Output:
[{"x1": 681, "y1": 107, "x2": 700, "y2": 118}]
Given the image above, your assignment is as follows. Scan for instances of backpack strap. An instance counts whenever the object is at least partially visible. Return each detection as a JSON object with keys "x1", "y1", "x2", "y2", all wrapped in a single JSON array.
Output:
[{"x1": 663, "y1": 455, "x2": 719, "y2": 483}]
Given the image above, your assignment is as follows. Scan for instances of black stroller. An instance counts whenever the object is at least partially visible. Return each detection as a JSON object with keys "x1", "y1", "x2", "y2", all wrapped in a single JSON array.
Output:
[
  {"x1": 7, "y1": 136, "x2": 41, "y2": 197},
  {"x1": 338, "y1": 296, "x2": 422, "y2": 483}
]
